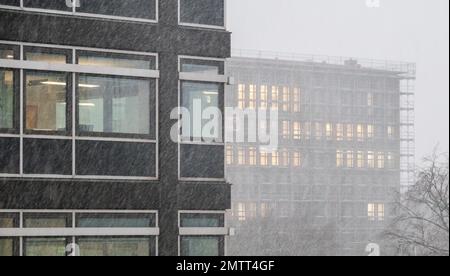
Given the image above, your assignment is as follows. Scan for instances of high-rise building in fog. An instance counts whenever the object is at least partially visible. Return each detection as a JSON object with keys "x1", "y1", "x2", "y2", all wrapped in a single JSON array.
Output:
[{"x1": 226, "y1": 50, "x2": 415, "y2": 256}]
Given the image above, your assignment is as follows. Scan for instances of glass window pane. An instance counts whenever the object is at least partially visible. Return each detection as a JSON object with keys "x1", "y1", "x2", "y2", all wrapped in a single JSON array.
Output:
[
  {"x1": 0, "y1": 44, "x2": 19, "y2": 59},
  {"x1": 181, "y1": 236, "x2": 223, "y2": 256},
  {"x1": 0, "y1": 138, "x2": 20, "y2": 174},
  {"x1": 24, "y1": 47, "x2": 70, "y2": 64},
  {"x1": 24, "y1": 213, "x2": 71, "y2": 228},
  {"x1": 0, "y1": 238, "x2": 15, "y2": 256},
  {"x1": 78, "y1": 75, "x2": 152, "y2": 136},
  {"x1": 181, "y1": 58, "x2": 224, "y2": 75},
  {"x1": 23, "y1": 0, "x2": 72, "y2": 12},
  {"x1": 77, "y1": 0, "x2": 157, "y2": 20},
  {"x1": 77, "y1": 51, "x2": 156, "y2": 70},
  {"x1": 24, "y1": 237, "x2": 68, "y2": 256},
  {"x1": 180, "y1": 213, "x2": 224, "y2": 227},
  {"x1": 180, "y1": 0, "x2": 225, "y2": 27},
  {"x1": 0, "y1": 213, "x2": 19, "y2": 228},
  {"x1": 0, "y1": 69, "x2": 15, "y2": 130},
  {"x1": 77, "y1": 237, "x2": 155, "y2": 256},
  {"x1": 76, "y1": 213, "x2": 156, "y2": 228},
  {"x1": 25, "y1": 71, "x2": 68, "y2": 133},
  {"x1": 0, "y1": 0, "x2": 20, "y2": 6},
  {"x1": 181, "y1": 81, "x2": 221, "y2": 141}
]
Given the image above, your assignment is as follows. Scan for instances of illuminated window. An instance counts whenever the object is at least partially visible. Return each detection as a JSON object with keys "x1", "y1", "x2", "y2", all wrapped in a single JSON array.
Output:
[
  {"x1": 346, "y1": 124, "x2": 354, "y2": 141},
  {"x1": 271, "y1": 151, "x2": 279, "y2": 166},
  {"x1": 237, "y1": 203, "x2": 246, "y2": 221},
  {"x1": 346, "y1": 151, "x2": 354, "y2": 168},
  {"x1": 282, "y1": 87, "x2": 290, "y2": 112},
  {"x1": 260, "y1": 151, "x2": 269, "y2": 166},
  {"x1": 260, "y1": 85, "x2": 268, "y2": 110},
  {"x1": 387, "y1": 126, "x2": 395, "y2": 139},
  {"x1": 357, "y1": 124, "x2": 364, "y2": 141},
  {"x1": 315, "y1": 122, "x2": 322, "y2": 140},
  {"x1": 248, "y1": 84, "x2": 256, "y2": 110},
  {"x1": 238, "y1": 84, "x2": 245, "y2": 109},
  {"x1": 282, "y1": 120, "x2": 290, "y2": 139},
  {"x1": 248, "y1": 147, "x2": 257, "y2": 166},
  {"x1": 368, "y1": 203, "x2": 385, "y2": 221},
  {"x1": 271, "y1": 86, "x2": 278, "y2": 110},
  {"x1": 367, "y1": 125, "x2": 374, "y2": 139},
  {"x1": 368, "y1": 151, "x2": 375, "y2": 168},
  {"x1": 377, "y1": 152, "x2": 385, "y2": 169},
  {"x1": 336, "y1": 150, "x2": 344, "y2": 168},
  {"x1": 357, "y1": 151, "x2": 364, "y2": 168},
  {"x1": 325, "y1": 123, "x2": 333, "y2": 139},
  {"x1": 336, "y1": 124, "x2": 344, "y2": 141},
  {"x1": 226, "y1": 145, "x2": 233, "y2": 165},
  {"x1": 293, "y1": 88, "x2": 301, "y2": 112},
  {"x1": 293, "y1": 121, "x2": 301, "y2": 140},
  {"x1": 293, "y1": 151, "x2": 301, "y2": 167},
  {"x1": 280, "y1": 150, "x2": 289, "y2": 167},
  {"x1": 237, "y1": 148, "x2": 245, "y2": 165}
]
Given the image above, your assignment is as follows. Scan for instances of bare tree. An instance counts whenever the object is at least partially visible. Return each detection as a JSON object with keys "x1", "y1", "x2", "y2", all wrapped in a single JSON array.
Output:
[{"x1": 385, "y1": 152, "x2": 449, "y2": 256}]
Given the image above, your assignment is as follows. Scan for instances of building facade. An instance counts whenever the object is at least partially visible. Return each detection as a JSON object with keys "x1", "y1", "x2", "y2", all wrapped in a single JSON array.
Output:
[
  {"x1": 0, "y1": 0, "x2": 231, "y2": 256},
  {"x1": 226, "y1": 52, "x2": 415, "y2": 256}
]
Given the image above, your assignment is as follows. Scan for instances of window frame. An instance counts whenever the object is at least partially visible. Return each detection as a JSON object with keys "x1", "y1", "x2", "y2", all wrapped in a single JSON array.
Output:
[
  {"x1": 178, "y1": 0, "x2": 227, "y2": 30},
  {"x1": 0, "y1": 40, "x2": 159, "y2": 181},
  {"x1": 0, "y1": 0, "x2": 159, "y2": 23}
]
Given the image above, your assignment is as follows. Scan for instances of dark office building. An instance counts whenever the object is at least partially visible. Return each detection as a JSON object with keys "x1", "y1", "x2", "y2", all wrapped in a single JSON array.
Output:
[
  {"x1": 0, "y1": 0, "x2": 231, "y2": 256},
  {"x1": 225, "y1": 51, "x2": 415, "y2": 256}
]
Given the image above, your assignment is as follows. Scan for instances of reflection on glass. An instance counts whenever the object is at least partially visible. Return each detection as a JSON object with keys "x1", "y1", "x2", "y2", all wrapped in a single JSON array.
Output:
[
  {"x1": 77, "y1": 51, "x2": 155, "y2": 70},
  {"x1": 0, "y1": 238, "x2": 14, "y2": 256},
  {"x1": 25, "y1": 71, "x2": 67, "y2": 132},
  {"x1": 77, "y1": 0, "x2": 157, "y2": 20},
  {"x1": 180, "y1": 0, "x2": 225, "y2": 27},
  {"x1": 76, "y1": 213, "x2": 155, "y2": 228},
  {"x1": 23, "y1": 0, "x2": 72, "y2": 12},
  {"x1": 0, "y1": 49, "x2": 15, "y2": 59},
  {"x1": 0, "y1": 214, "x2": 17, "y2": 228},
  {"x1": 181, "y1": 81, "x2": 220, "y2": 140},
  {"x1": 78, "y1": 237, "x2": 154, "y2": 256},
  {"x1": 24, "y1": 238, "x2": 67, "y2": 256},
  {"x1": 180, "y1": 214, "x2": 223, "y2": 227},
  {"x1": 0, "y1": 70, "x2": 14, "y2": 129},
  {"x1": 78, "y1": 75, "x2": 151, "y2": 135},
  {"x1": 181, "y1": 236, "x2": 221, "y2": 256},
  {"x1": 181, "y1": 59, "x2": 224, "y2": 75},
  {"x1": 0, "y1": 0, "x2": 20, "y2": 6},
  {"x1": 24, "y1": 214, "x2": 70, "y2": 228}
]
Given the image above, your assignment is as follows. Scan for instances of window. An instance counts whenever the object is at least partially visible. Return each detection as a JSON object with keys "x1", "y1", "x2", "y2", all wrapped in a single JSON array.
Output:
[
  {"x1": 77, "y1": 51, "x2": 156, "y2": 70},
  {"x1": 346, "y1": 151, "x2": 354, "y2": 168},
  {"x1": 280, "y1": 150, "x2": 289, "y2": 167},
  {"x1": 387, "y1": 152, "x2": 395, "y2": 169},
  {"x1": 248, "y1": 84, "x2": 256, "y2": 109},
  {"x1": 336, "y1": 124, "x2": 344, "y2": 141},
  {"x1": 292, "y1": 151, "x2": 301, "y2": 167},
  {"x1": 271, "y1": 86, "x2": 278, "y2": 110},
  {"x1": 293, "y1": 122, "x2": 301, "y2": 140},
  {"x1": 24, "y1": 237, "x2": 69, "y2": 256},
  {"x1": 248, "y1": 147, "x2": 257, "y2": 166},
  {"x1": 25, "y1": 47, "x2": 70, "y2": 64},
  {"x1": 357, "y1": 151, "x2": 365, "y2": 168},
  {"x1": 237, "y1": 84, "x2": 245, "y2": 109},
  {"x1": 237, "y1": 147, "x2": 245, "y2": 165},
  {"x1": 180, "y1": 58, "x2": 224, "y2": 75},
  {"x1": 179, "y1": 213, "x2": 225, "y2": 256},
  {"x1": 315, "y1": 122, "x2": 322, "y2": 140},
  {"x1": 368, "y1": 203, "x2": 385, "y2": 221},
  {"x1": 238, "y1": 204, "x2": 246, "y2": 221},
  {"x1": 271, "y1": 151, "x2": 279, "y2": 166},
  {"x1": 336, "y1": 150, "x2": 344, "y2": 168},
  {"x1": 179, "y1": 0, "x2": 225, "y2": 27},
  {"x1": 368, "y1": 151, "x2": 375, "y2": 168},
  {"x1": 282, "y1": 87, "x2": 290, "y2": 112},
  {"x1": 260, "y1": 85, "x2": 268, "y2": 109},
  {"x1": 76, "y1": 213, "x2": 156, "y2": 228},
  {"x1": 357, "y1": 124, "x2": 365, "y2": 141},
  {"x1": 0, "y1": 0, "x2": 20, "y2": 6},
  {"x1": 387, "y1": 126, "x2": 395, "y2": 139},
  {"x1": 260, "y1": 151, "x2": 269, "y2": 166},
  {"x1": 77, "y1": 75, "x2": 154, "y2": 137},
  {"x1": 24, "y1": 213, "x2": 72, "y2": 228},
  {"x1": 24, "y1": 71, "x2": 69, "y2": 134},
  {"x1": 293, "y1": 88, "x2": 300, "y2": 112},
  {"x1": 303, "y1": 122, "x2": 311, "y2": 139},
  {"x1": 346, "y1": 124, "x2": 354, "y2": 141},
  {"x1": 0, "y1": 213, "x2": 19, "y2": 228},
  {"x1": 77, "y1": 0, "x2": 157, "y2": 20},
  {"x1": 23, "y1": 0, "x2": 72, "y2": 12},
  {"x1": 77, "y1": 237, "x2": 155, "y2": 256},
  {"x1": 225, "y1": 145, "x2": 233, "y2": 165},
  {"x1": 0, "y1": 238, "x2": 17, "y2": 256},
  {"x1": 0, "y1": 69, "x2": 16, "y2": 131},
  {"x1": 377, "y1": 152, "x2": 385, "y2": 169},
  {"x1": 325, "y1": 123, "x2": 333, "y2": 139},
  {"x1": 282, "y1": 120, "x2": 290, "y2": 139},
  {"x1": 367, "y1": 93, "x2": 374, "y2": 106},
  {"x1": 367, "y1": 124, "x2": 374, "y2": 139}
]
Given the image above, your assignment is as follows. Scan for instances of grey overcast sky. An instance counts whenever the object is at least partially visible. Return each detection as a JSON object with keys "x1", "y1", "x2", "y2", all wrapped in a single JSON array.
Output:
[{"x1": 227, "y1": 0, "x2": 449, "y2": 162}]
